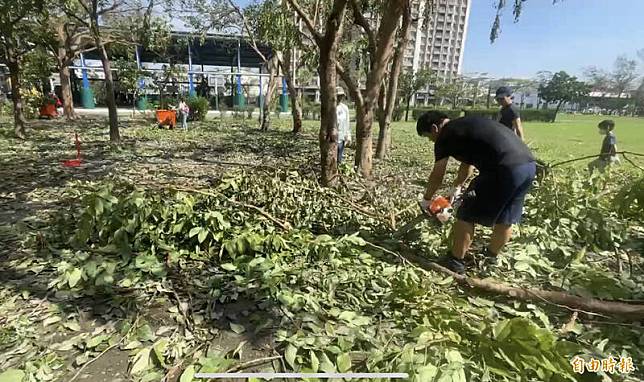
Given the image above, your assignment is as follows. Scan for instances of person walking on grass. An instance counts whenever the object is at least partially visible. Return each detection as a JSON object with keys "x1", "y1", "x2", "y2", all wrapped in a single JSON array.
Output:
[
  {"x1": 496, "y1": 86, "x2": 525, "y2": 140},
  {"x1": 417, "y1": 111, "x2": 536, "y2": 274},
  {"x1": 178, "y1": 98, "x2": 190, "y2": 130},
  {"x1": 336, "y1": 93, "x2": 351, "y2": 164},
  {"x1": 588, "y1": 119, "x2": 620, "y2": 173}
]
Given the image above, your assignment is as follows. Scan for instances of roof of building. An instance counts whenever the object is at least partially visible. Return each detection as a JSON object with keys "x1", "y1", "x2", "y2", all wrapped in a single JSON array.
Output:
[{"x1": 84, "y1": 31, "x2": 271, "y2": 68}]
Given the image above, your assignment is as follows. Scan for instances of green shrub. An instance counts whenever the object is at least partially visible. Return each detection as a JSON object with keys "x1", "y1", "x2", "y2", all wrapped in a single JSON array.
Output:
[
  {"x1": 463, "y1": 109, "x2": 498, "y2": 120},
  {"x1": 411, "y1": 108, "x2": 462, "y2": 121},
  {"x1": 464, "y1": 109, "x2": 556, "y2": 122},
  {"x1": 187, "y1": 96, "x2": 209, "y2": 121},
  {"x1": 411, "y1": 108, "x2": 557, "y2": 123},
  {"x1": 519, "y1": 109, "x2": 557, "y2": 122},
  {"x1": 302, "y1": 102, "x2": 321, "y2": 120}
]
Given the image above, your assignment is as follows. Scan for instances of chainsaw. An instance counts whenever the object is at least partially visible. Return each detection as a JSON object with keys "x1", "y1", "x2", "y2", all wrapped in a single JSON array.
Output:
[{"x1": 393, "y1": 191, "x2": 472, "y2": 238}]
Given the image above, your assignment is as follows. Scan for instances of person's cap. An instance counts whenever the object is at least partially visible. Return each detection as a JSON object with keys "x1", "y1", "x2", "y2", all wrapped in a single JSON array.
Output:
[{"x1": 495, "y1": 86, "x2": 512, "y2": 98}]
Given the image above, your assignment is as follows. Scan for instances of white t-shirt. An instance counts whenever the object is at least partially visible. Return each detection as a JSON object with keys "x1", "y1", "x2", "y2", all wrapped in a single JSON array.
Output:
[{"x1": 336, "y1": 102, "x2": 351, "y2": 142}]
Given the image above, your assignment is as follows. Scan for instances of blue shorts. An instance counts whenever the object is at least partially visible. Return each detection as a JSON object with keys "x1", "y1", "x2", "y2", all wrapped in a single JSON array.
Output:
[{"x1": 456, "y1": 161, "x2": 536, "y2": 227}]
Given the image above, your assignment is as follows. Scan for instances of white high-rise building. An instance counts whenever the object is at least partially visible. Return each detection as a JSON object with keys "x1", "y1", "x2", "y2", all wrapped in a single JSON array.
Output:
[{"x1": 404, "y1": 0, "x2": 471, "y2": 79}]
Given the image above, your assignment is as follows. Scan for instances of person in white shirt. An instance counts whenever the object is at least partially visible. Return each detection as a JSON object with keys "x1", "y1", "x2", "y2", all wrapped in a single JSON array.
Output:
[
  {"x1": 336, "y1": 93, "x2": 351, "y2": 164},
  {"x1": 178, "y1": 99, "x2": 190, "y2": 130}
]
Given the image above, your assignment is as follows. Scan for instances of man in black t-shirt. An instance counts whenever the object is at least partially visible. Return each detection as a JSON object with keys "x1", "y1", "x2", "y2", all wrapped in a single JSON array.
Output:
[
  {"x1": 417, "y1": 111, "x2": 536, "y2": 274},
  {"x1": 496, "y1": 86, "x2": 524, "y2": 140}
]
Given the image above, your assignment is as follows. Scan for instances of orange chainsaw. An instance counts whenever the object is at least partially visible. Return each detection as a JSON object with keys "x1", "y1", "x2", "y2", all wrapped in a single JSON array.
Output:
[{"x1": 393, "y1": 191, "x2": 473, "y2": 238}]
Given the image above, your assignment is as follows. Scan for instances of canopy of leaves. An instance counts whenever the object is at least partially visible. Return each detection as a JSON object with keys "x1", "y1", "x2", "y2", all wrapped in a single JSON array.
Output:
[
  {"x1": 399, "y1": 69, "x2": 436, "y2": 101},
  {"x1": 538, "y1": 71, "x2": 590, "y2": 106},
  {"x1": 245, "y1": 0, "x2": 299, "y2": 52}
]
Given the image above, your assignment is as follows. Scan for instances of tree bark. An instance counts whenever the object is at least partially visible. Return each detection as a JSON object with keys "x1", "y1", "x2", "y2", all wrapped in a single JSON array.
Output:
[
  {"x1": 376, "y1": 83, "x2": 387, "y2": 157},
  {"x1": 7, "y1": 57, "x2": 27, "y2": 139},
  {"x1": 346, "y1": 0, "x2": 406, "y2": 177},
  {"x1": 261, "y1": 57, "x2": 278, "y2": 131},
  {"x1": 282, "y1": 49, "x2": 303, "y2": 134},
  {"x1": 59, "y1": 62, "x2": 76, "y2": 119},
  {"x1": 318, "y1": 0, "x2": 348, "y2": 186},
  {"x1": 400, "y1": 249, "x2": 644, "y2": 321},
  {"x1": 287, "y1": 0, "x2": 347, "y2": 185},
  {"x1": 554, "y1": 100, "x2": 564, "y2": 120},
  {"x1": 376, "y1": 2, "x2": 411, "y2": 160},
  {"x1": 96, "y1": 40, "x2": 119, "y2": 142}
]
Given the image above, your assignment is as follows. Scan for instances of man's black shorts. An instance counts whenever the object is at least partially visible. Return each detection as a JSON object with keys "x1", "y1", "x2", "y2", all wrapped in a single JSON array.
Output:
[{"x1": 457, "y1": 161, "x2": 536, "y2": 227}]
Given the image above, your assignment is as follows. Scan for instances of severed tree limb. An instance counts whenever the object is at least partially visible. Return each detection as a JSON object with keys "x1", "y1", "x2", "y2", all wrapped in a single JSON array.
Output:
[
  {"x1": 550, "y1": 151, "x2": 644, "y2": 168},
  {"x1": 171, "y1": 187, "x2": 292, "y2": 231},
  {"x1": 369, "y1": 241, "x2": 644, "y2": 321}
]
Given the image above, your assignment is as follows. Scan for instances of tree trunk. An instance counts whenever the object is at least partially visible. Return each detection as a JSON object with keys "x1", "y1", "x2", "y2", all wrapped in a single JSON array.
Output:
[
  {"x1": 318, "y1": 48, "x2": 340, "y2": 186},
  {"x1": 405, "y1": 97, "x2": 411, "y2": 121},
  {"x1": 96, "y1": 40, "x2": 119, "y2": 142},
  {"x1": 282, "y1": 49, "x2": 303, "y2": 134},
  {"x1": 376, "y1": 83, "x2": 388, "y2": 158},
  {"x1": 554, "y1": 100, "x2": 563, "y2": 120},
  {"x1": 59, "y1": 62, "x2": 75, "y2": 119},
  {"x1": 261, "y1": 57, "x2": 278, "y2": 131},
  {"x1": 7, "y1": 58, "x2": 27, "y2": 139},
  {"x1": 376, "y1": 2, "x2": 411, "y2": 160},
  {"x1": 354, "y1": 102, "x2": 374, "y2": 176},
  {"x1": 350, "y1": 0, "x2": 406, "y2": 177}
]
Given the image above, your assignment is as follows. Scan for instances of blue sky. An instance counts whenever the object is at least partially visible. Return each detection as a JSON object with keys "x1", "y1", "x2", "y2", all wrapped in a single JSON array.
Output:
[{"x1": 462, "y1": 0, "x2": 644, "y2": 79}]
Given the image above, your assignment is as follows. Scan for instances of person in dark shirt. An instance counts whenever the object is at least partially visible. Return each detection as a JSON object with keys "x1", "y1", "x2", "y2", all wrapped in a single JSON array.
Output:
[
  {"x1": 496, "y1": 86, "x2": 525, "y2": 140},
  {"x1": 588, "y1": 119, "x2": 619, "y2": 173},
  {"x1": 417, "y1": 111, "x2": 536, "y2": 274}
]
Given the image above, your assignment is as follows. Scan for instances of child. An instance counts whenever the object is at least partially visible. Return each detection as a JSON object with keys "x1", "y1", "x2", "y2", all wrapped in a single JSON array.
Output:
[
  {"x1": 336, "y1": 93, "x2": 351, "y2": 164},
  {"x1": 589, "y1": 119, "x2": 619, "y2": 172},
  {"x1": 178, "y1": 99, "x2": 190, "y2": 130}
]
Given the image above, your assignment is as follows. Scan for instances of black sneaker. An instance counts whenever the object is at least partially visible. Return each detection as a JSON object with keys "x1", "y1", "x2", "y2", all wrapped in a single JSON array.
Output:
[{"x1": 436, "y1": 255, "x2": 466, "y2": 274}]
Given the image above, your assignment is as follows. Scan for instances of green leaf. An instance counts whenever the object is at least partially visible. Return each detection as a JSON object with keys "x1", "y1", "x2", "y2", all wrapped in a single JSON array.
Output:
[
  {"x1": 63, "y1": 321, "x2": 81, "y2": 332},
  {"x1": 130, "y1": 348, "x2": 152, "y2": 375},
  {"x1": 68, "y1": 267, "x2": 83, "y2": 288},
  {"x1": 0, "y1": 369, "x2": 25, "y2": 382},
  {"x1": 310, "y1": 350, "x2": 319, "y2": 372},
  {"x1": 153, "y1": 338, "x2": 169, "y2": 366},
  {"x1": 86, "y1": 334, "x2": 109, "y2": 349},
  {"x1": 137, "y1": 324, "x2": 156, "y2": 342},
  {"x1": 319, "y1": 352, "x2": 335, "y2": 373},
  {"x1": 180, "y1": 365, "x2": 195, "y2": 382},
  {"x1": 188, "y1": 227, "x2": 201, "y2": 238},
  {"x1": 122, "y1": 340, "x2": 143, "y2": 350},
  {"x1": 43, "y1": 315, "x2": 62, "y2": 327},
  {"x1": 221, "y1": 263, "x2": 237, "y2": 271},
  {"x1": 198, "y1": 228, "x2": 209, "y2": 243},
  {"x1": 141, "y1": 371, "x2": 164, "y2": 382},
  {"x1": 337, "y1": 353, "x2": 351, "y2": 372},
  {"x1": 338, "y1": 311, "x2": 356, "y2": 322},
  {"x1": 416, "y1": 364, "x2": 438, "y2": 382},
  {"x1": 285, "y1": 344, "x2": 298, "y2": 369},
  {"x1": 229, "y1": 322, "x2": 246, "y2": 334}
]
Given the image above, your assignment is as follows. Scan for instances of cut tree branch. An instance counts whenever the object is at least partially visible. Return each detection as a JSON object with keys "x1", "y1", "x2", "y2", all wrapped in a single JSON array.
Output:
[
  {"x1": 391, "y1": 246, "x2": 644, "y2": 321},
  {"x1": 550, "y1": 151, "x2": 644, "y2": 168}
]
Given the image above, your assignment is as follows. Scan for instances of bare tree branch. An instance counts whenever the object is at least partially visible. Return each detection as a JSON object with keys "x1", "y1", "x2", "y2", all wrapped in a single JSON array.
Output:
[
  {"x1": 286, "y1": 0, "x2": 322, "y2": 44},
  {"x1": 225, "y1": 0, "x2": 268, "y2": 63},
  {"x1": 349, "y1": 0, "x2": 376, "y2": 56},
  {"x1": 336, "y1": 62, "x2": 363, "y2": 105}
]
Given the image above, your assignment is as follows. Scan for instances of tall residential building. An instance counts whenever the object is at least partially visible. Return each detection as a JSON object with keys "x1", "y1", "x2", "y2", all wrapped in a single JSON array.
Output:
[{"x1": 404, "y1": 0, "x2": 471, "y2": 79}]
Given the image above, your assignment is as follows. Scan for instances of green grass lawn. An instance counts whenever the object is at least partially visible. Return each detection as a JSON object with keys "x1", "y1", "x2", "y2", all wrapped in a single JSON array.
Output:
[{"x1": 384, "y1": 113, "x2": 644, "y2": 165}]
